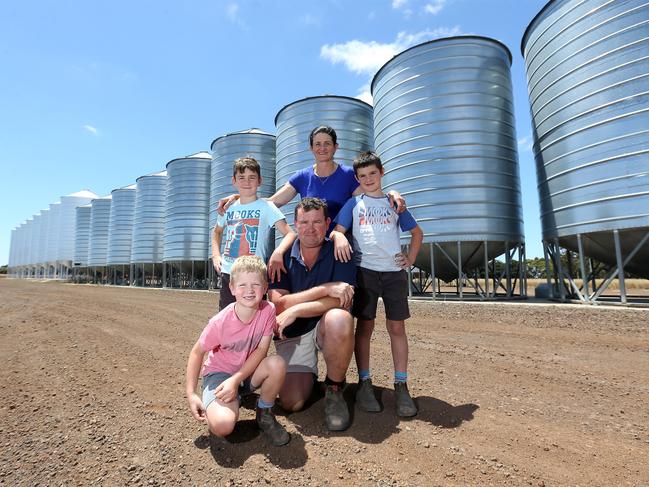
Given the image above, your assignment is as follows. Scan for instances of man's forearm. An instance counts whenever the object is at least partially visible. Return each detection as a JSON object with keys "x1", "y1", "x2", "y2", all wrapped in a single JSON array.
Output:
[
  {"x1": 285, "y1": 296, "x2": 343, "y2": 319},
  {"x1": 271, "y1": 284, "x2": 330, "y2": 313}
]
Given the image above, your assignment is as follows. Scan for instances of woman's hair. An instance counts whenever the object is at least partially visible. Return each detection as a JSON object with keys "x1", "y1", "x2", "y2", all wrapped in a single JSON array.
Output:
[
  {"x1": 230, "y1": 255, "x2": 268, "y2": 285},
  {"x1": 309, "y1": 126, "x2": 337, "y2": 147}
]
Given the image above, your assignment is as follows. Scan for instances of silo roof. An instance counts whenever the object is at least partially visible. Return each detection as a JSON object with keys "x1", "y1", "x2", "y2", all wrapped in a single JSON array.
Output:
[
  {"x1": 274, "y1": 95, "x2": 373, "y2": 126},
  {"x1": 520, "y1": 0, "x2": 554, "y2": 56},
  {"x1": 210, "y1": 128, "x2": 274, "y2": 150},
  {"x1": 370, "y1": 35, "x2": 513, "y2": 94}
]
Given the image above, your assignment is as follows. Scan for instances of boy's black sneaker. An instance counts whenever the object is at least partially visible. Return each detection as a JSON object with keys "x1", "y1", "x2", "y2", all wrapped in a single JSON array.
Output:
[
  {"x1": 394, "y1": 382, "x2": 417, "y2": 417},
  {"x1": 256, "y1": 407, "x2": 290, "y2": 446},
  {"x1": 324, "y1": 384, "x2": 350, "y2": 431},
  {"x1": 355, "y1": 378, "x2": 381, "y2": 412}
]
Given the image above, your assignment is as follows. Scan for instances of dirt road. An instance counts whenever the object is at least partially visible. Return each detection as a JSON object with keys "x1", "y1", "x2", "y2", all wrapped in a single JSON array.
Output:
[{"x1": 1, "y1": 279, "x2": 648, "y2": 486}]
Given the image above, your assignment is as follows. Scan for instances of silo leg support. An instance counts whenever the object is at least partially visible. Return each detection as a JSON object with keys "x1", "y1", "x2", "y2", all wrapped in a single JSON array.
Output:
[
  {"x1": 613, "y1": 230, "x2": 627, "y2": 304},
  {"x1": 576, "y1": 234, "x2": 589, "y2": 300},
  {"x1": 430, "y1": 243, "x2": 436, "y2": 300}
]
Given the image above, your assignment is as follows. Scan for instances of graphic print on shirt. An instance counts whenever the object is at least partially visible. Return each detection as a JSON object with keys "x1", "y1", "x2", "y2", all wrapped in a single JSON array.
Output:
[{"x1": 223, "y1": 209, "x2": 261, "y2": 259}]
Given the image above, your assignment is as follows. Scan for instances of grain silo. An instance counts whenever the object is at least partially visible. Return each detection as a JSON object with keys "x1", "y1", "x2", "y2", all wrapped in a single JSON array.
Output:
[
  {"x1": 372, "y1": 36, "x2": 525, "y2": 299},
  {"x1": 8, "y1": 227, "x2": 17, "y2": 278},
  {"x1": 163, "y1": 152, "x2": 211, "y2": 288},
  {"x1": 36, "y1": 209, "x2": 49, "y2": 278},
  {"x1": 106, "y1": 184, "x2": 137, "y2": 285},
  {"x1": 57, "y1": 190, "x2": 97, "y2": 279},
  {"x1": 522, "y1": 0, "x2": 649, "y2": 304},
  {"x1": 209, "y1": 129, "x2": 276, "y2": 287},
  {"x1": 24, "y1": 217, "x2": 36, "y2": 278},
  {"x1": 131, "y1": 171, "x2": 167, "y2": 287},
  {"x1": 73, "y1": 204, "x2": 93, "y2": 283},
  {"x1": 87, "y1": 196, "x2": 112, "y2": 284},
  {"x1": 274, "y1": 95, "x2": 374, "y2": 239}
]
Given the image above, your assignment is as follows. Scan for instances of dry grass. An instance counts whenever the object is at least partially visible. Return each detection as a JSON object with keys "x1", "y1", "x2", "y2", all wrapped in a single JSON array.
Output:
[{"x1": 526, "y1": 278, "x2": 649, "y2": 290}]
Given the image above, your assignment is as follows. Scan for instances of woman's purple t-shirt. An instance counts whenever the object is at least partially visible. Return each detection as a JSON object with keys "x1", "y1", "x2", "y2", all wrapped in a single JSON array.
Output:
[{"x1": 288, "y1": 164, "x2": 359, "y2": 226}]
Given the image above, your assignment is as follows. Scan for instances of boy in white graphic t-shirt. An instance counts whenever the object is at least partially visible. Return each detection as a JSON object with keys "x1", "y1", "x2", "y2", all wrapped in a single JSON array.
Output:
[
  {"x1": 332, "y1": 151, "x2": 423, "y2": 417},
  {"x1": 212, "y1": 157, "x2": 294, "y2": 310}
]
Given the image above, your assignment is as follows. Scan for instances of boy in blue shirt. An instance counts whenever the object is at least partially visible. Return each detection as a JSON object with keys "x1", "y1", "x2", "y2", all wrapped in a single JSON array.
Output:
[
  {"x1": 332, "y1": 151, "x2": 423, "y2": 417},
  {"x1": 212, "y1": 157, "x2": 294, "y2": 310}
]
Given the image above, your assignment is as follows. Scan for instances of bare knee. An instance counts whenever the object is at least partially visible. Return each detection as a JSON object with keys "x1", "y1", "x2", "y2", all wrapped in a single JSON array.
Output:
[
  {"x1": 324, "y1": 309, "x2": 354, "y2": 340},
  {"x1": 207, "y1": 417, "x2": 236, "y2": 437},
  {"x1": 265, "y1": 355, "x2": 287, "y2": 378},
  {"x1": 356, "y1": 319, "x2": 375, "y2": 337},
  {"x1": 387, "y1": 320, "x2": 406, "y2": 338}
]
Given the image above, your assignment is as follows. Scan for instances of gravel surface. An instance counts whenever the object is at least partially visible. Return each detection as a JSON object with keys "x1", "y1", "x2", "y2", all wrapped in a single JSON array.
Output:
[{"x1": 1, "y1": 278, "x2": 648, "y2": 486}]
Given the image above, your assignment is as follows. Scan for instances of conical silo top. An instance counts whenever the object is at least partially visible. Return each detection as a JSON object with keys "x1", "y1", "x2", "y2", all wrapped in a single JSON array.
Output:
[
  {"x1": 274, "y1": 95, "x2": 373, "y2": 126},
  {"x1": 112, "y1": 183, "x2": 137, "y2": 193},
  {"x1": 370, "y1": 35, "x2": 512, "y2": 94},
  {"x1": 210, "y1": 128, "x2": 274, "y2": 150},
  {"x1": 64, "y1": 189, "x2": 99, "y2": 199}
]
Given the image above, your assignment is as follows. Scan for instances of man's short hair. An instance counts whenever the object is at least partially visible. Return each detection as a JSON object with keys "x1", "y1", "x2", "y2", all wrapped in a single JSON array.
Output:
[
  {"x1": 294, "y1": 197, "x2": 329, "y2": 221},
  {"x1": 230, "y1": 255, "x2": 267, "y2": 285},
  {"x1": 308, "y1": 126, "x2": 337, "y2": 147},
  {"x1": 353, "y1": 151, "x2": 383, "y2": 175},
  {"x1": 233, "y1": 156, "x2": 261, "y2": 178}
]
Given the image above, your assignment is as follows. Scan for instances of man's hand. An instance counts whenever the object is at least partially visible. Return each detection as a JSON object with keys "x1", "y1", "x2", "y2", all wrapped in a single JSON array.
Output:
[
  {"x1": 187, "y1": 393, "x2": 207, "y2": 422},
  {"x1": 394, "y1": 252, "x2": 411, "y2": 269},
  {"x1": 324, "y1": 282, "x2": 354, "y2": 309},
  {"x1": 275, "y1": 309, "x2": 297, "y2": 339},
  {"x1": 216, "y1": 194, "x2": 239, "y2": 216},
  {"x1": 267, "y1": 249, "x2": 287, "y2": 283},
  {"x1": 214, "y1": 377, "x2": 239, "y2": 403}
]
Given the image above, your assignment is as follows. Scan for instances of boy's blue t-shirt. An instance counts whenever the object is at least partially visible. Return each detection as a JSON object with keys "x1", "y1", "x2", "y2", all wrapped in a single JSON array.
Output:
[
  {"x1": 288, "y1": 164, "x2": 359, "y2": 227},
  {"x1": 215, "y1": 199, "x2": 285, "y2": 274},
  {"x1": 334, "y1": 194, "x2": 418, "y2": 272}
]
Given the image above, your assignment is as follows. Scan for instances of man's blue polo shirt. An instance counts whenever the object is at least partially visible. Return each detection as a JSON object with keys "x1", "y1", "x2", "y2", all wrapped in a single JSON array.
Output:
[{"x1": 269, "y1": 238, "x2": 356, "y2": 339}]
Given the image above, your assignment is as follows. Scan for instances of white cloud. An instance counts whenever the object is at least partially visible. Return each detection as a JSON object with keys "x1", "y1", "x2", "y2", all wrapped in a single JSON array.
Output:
[
  {"x1": 320, "y1": 26, "x2": 462, "y2": 76},
  {"x1": 392, "y1": 0, "x2": 408, "y2": 8},
  {"x1": 424, "y1": 0, "x2": 446, "y2": 15},
  {"x1": 83, "y1": 125, "x2": 99, "y2": 136},
  {"x1": 355, "y1": 83, "x2": 373, "y2": 106},
  {"x1": 518, "y1": 134, "x2": 534, "y2": 153},
  {"x1": 299, "y1": 13, "x2": 320, "y2": 26},
  {"x1": 226, "y1": 3, "x2": 247, "y2": 30}
]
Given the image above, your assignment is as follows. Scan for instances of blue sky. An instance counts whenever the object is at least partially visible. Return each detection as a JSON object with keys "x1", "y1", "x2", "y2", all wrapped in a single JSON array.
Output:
[{"x1": 0, "y1": 0, "x2": 549, "y2": 266}]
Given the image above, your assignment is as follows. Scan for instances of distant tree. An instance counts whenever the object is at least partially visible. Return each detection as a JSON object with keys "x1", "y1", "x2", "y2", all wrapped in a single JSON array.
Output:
[{"x1": 0, "y1": 265, "x2": 7, "y2": 275}]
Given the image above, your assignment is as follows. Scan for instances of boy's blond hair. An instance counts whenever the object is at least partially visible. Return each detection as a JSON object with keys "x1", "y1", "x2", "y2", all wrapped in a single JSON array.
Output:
[{"x1": 230, "y1": 255, "x2": 268, "y2": 285}]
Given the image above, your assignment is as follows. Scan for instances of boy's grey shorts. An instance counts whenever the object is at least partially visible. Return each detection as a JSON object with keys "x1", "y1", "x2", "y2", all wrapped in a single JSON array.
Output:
[
  {"x1": 202, "y1": 372, "x2": 255, "y2": 410},
  {"x1": 274, "y1": 321, "x2": 322, "y2": 375}
]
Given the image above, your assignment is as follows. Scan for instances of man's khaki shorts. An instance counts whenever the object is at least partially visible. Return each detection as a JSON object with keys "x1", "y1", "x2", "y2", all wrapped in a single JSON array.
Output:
[{"x1": 274, "y1": 321, "x2": 323, "y2": 375}]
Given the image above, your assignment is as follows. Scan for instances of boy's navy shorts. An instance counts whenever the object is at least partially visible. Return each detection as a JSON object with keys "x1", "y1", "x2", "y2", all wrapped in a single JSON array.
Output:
[{"x1": 352, "y1": 267, "x2": 410, "y2": 321}]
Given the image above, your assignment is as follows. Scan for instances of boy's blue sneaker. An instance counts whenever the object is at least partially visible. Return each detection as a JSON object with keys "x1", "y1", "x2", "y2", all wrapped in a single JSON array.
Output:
[
  {"x1": 256, "y1": 407, "x2": 290, "y2": 446},
  {"x1": 355, "y1": 378, "x2": 381, "y2": 412}
]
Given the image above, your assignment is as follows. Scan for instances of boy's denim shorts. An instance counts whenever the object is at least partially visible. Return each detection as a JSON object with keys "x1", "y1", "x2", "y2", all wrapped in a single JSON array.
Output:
[{"x1": 202, "y1": 372, "x2": 255, "y2": 409}]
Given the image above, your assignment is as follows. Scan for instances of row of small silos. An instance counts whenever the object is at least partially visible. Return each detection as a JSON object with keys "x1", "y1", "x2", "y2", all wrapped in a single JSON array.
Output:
[{"x1": 10, "y1": 0, "x2": 648, "y2": 303}]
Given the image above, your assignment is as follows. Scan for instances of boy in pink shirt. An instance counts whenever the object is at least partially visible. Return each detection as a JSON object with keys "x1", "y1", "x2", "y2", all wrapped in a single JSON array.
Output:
[{"x1": 185, "y1": 256, "x2": 289, "y2": 446}]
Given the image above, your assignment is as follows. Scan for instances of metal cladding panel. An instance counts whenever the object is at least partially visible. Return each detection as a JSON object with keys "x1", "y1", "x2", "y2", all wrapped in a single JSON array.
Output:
[
  {"x1": 87, "y1": 197, "x2": 112, "y2": 266},
  {"x1": 37, "y1": 210, "x2": 50, "y2": 266},
  {"x1": 107, "y1": 186, "x2": 137, "y2": 265},
  {"x1": 74, "y1": 205, "x2": 92, "y2": 266},
  {"x1": 58, "y1": 193, "x2": 96, "y2": 262},
  {"x1": 209, "y1": 130, "x2": 277, "y2": 233},
  {"x1": 372, "y1": 37, "x2": 523, "y2": 279},
  {"x1": 9, "y1": 228, "x2": 17, "y2": 268},
  {"x1": 27, "y1": 217, "x2": 38, "y2": 267},
  {"x1": 164, "y1": 155, "x2": 211, "y2": 261},
  {"x1": 274, "y1": 96, "x2": 374, "y2": 234},
  {"x1": 522, "y1": 0, "x2": 649, "y2": 276},
  {"x1": 45, "y1": 203, "x2": 62, "y2": 264},
  {"x1": 131, "y1": 172, "x2": 167, "y2": 264}
]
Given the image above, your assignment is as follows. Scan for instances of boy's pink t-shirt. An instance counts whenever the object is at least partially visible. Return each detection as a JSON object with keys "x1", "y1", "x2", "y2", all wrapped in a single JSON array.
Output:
[{"x1": 199, "y1": 300, "x2": 276, "y2": 377}]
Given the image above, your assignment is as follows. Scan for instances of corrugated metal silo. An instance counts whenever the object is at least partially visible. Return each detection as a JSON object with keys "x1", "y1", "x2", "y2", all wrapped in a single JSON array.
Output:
[
  {"x1": 274, "y1": 95, "x2": 374, "y2": 236},
  {"x1": 522, "y1": 0, "x2": 649, "y2": 303},
  {"x1": 87, "y1": 196, "x2": 112, "y2": 282},
  {"x1": 371, "y1": 36, "x2": 525, "y2": 297},
  {"x1": 8, "y1": 227, "x2": 17, "y2": 277},
  {"x1": 73, "y1": 204, "x2": 92, "y2": 282},
  {"x1": 164, "y1": 152, "x2": 211, "y2": 288},
  {"x1": 46, "y1": 202, "x2": 62, "y2": 278},
  {"x1": 131, "y1": 171, "x2": 167, "y2": 287},
  {"x1": 107, "y1": 184, "x2": 136, "y2": 284},
  {"x1": 24, "y1": 217, "x2": 36, "y2": 278},
  {"x1": 36, "y1": 209, "x2": 50, "y2": 277},
  {"x1": 58, "y1": 190, "x2": 97, "y2": 277}
]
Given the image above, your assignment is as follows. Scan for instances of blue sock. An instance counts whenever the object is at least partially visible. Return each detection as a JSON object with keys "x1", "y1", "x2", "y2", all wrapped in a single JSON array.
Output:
[
  {"x1": 359, "y1": 369, "x2": 370, "y2": 381},
  {"x1": 257, "y1": 398, "x2": 274, "y2": 409},
  {"x1": 394, "y1": 371, "x2": 408, "y2": 383}
]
